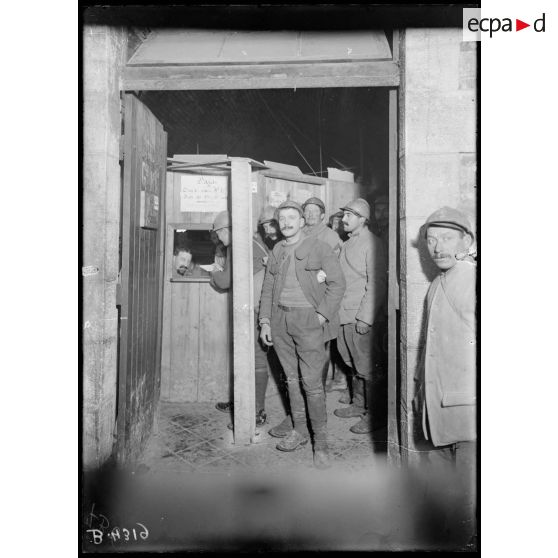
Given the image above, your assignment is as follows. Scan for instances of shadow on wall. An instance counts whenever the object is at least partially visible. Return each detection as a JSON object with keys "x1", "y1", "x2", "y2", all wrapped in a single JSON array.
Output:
[
  {"x1": 409, "y1": 224, "x2": 437, "y2": 451},
  {"x1": 412, "y1": 223, "x2": 439, "y2": 283}
]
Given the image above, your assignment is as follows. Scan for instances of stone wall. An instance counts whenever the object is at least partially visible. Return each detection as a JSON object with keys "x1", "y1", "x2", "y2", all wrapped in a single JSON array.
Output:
[
  {"x1": 82, "y1": 25, "x2": 127, "y2": 470},
  {"x1": 399, "y1": 29, "x2": 477, "y2": 463}
]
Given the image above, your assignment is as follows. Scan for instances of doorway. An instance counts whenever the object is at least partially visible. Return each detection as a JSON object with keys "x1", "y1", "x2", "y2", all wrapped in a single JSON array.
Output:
[{"x1": 116, "y1": 85, "x2": 399, "y2": 463}]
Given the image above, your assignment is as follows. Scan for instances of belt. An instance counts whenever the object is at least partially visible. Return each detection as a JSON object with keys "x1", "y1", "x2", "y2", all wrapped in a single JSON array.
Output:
[{"x1": 278, "y1": 304, "x2": 313, "y2": 312}]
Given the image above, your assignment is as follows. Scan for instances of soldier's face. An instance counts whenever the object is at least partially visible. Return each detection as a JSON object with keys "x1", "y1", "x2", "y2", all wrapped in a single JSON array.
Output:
[
  {"x1": 278, "y1": 208, "x2": 304, "y2": 238},
  {"x1": 426, "y1": 226, "x2": 471, "y2": 270},
  {"x1": 263, "y1": 221, "x2": 278, "y2": 239},
  {"x1": 303, "y1": 204, "x2": 323, "y2": 227},
  {"x1": 342, "y1": 211, "x2": 363, "y2": 233},
  {"x1": 175, "y1": 250, "x2": 193, "y2": 275},
  {"x1": 216, "y1": 227, "x2": 231, "y2": 247},
  {"x1": 375, "y1": 202, "x2": 389, "y2": 228}
]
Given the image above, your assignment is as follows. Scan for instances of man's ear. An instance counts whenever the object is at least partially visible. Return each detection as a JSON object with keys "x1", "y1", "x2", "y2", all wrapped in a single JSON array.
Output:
[{"x1": 463, "y1": 233, "x2": 474, "y2": 249}]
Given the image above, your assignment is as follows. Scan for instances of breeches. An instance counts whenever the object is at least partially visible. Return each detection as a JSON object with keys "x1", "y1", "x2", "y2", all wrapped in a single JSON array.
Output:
[{"x1": 271, "y1": 306, "x2": 328, "y2": 443}]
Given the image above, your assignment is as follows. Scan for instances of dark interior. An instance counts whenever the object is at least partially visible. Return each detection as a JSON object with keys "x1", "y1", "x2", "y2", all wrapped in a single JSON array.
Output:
[{"x1": 139, "y1": 87, "x2": 389, "y2": 203}]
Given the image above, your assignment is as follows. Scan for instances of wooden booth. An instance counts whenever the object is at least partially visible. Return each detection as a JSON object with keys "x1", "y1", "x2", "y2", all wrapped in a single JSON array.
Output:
[{"x1": 160, "y1": 155, "x2": 359, "y2": 441}]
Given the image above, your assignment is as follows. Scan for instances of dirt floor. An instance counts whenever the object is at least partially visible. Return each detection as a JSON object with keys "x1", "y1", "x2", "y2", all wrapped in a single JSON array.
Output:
[{"x1": 82, "y1": 387, "x2": 476, "y2": 552}]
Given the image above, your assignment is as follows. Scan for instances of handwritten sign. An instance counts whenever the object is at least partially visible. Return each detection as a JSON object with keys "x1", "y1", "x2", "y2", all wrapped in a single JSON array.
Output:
[{"x1": 180, "y1": 174, "x2": 228, "y2": 213}]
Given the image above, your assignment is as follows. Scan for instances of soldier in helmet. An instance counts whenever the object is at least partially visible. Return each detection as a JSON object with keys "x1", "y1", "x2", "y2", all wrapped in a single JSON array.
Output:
[
  {"x1": 259, "y1": 200, "x2": 346, "y2": 469},
  {"x1": 257, "y1": 204, "x2": 283, "y2": 251},
  {"x1": 302, "y1": 196, "x2": 342, "y2": 254},
  {"x1": 334, "y1": 198, "x2": 387, "y2": 434},
  {"x1": 413, "y1": 206, "x2": 477, "y2": 542},
  {"x1": 210, "y1": 210, "x2": 270, "y2": 429},
  {"x1": 413, "y1": 207, "x2": 476, "y2": 479}
]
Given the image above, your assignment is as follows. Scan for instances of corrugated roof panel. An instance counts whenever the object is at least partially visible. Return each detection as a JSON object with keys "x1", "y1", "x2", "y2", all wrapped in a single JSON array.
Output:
[
  {"x1": 300, "y1": 31, "x2": 391, "y2": 60},
  {"x1": 128, "y1": 29, "x2": 392, "y2": 65},
  {"x1": 129, "y1": 30, "x2": 228, "y2": 65},
  {"x1": 220, "y1": 31, "x2": 300, "y2": 62}
]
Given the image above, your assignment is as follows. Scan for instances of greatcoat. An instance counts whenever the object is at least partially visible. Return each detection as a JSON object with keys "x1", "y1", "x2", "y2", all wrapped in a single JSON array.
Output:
[{"x1": 414, "y1": 260, "x2": 477, "y2": 447}]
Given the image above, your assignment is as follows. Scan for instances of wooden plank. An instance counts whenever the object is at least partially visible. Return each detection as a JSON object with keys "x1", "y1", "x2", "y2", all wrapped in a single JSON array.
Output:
[
  {"x1": 160, "y1": 183, "x2": 175, "y2": 400},
  {"x1": 260, "y1": 169, "x2": 326, "y2": 186},
  {"x1": 122, "y1": 61, "x2": 400, "y2": 90},
  {"x1": 198, "y1": 285, "x2": 231, "y2": 401},
  {"x1": 117, "y1": 95, "x2": 134, "y2": 462},
  {"x1": 387, "y1": 88, "x2": 400, "y2": 466},
  {"x1": 392, "y1": 30, "x2": 400, "y2": 63},
  {"x1": 153, "y1": 125, "x2": 167, "y2": 414},
  {"x1": 169, "y1": 283, "x2": 199, "y2": 401},
  {"x1": 231, "y1": 158, "x2": 256, "y2": 444}
]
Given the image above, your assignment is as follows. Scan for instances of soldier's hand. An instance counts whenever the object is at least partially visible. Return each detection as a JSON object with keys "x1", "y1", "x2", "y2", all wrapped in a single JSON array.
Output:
[
  {"x1": 355, "y1": 319, "x2": 371, "y2": 335},
  {"x1": 260, "y1": 324, "x2": 273, "y2": 346}
]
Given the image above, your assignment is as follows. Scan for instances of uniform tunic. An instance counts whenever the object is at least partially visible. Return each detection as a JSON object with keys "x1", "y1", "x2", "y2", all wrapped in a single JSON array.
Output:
[{"x1": 415, "y1": 260, "x2": 477, "y2": 447}]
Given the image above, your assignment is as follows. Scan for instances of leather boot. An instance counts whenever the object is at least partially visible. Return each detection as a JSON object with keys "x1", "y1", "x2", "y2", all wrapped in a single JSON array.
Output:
[
  {"x1": 276, "y1": 429, "x2": 309, "y2": 452},
  {"x1": 268, "y1": 415, "x2": 293, "y2": 438},
  {"x1": 334, "y1": 393, "x2": 365, "y2": 418},
  {"x1": 349, "y1": 414, "x2": 373, "y2": 434}
]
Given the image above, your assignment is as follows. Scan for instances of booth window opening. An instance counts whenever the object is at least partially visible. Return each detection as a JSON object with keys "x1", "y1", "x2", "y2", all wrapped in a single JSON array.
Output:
[{"x1": 172, "y1": 228, "x2": 225, "y2": 281}]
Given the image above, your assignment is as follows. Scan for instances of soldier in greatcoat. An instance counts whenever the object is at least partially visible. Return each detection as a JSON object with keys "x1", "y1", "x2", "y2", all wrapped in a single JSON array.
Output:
[{"x1": 413, "y1": 206, "x2": 477, "y2": 542}]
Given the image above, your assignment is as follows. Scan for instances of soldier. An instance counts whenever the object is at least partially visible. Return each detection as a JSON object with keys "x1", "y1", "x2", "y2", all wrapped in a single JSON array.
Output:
[
  {"x1": 413, "y1": 207, "x2": 476, "y2": 484},
  {"x1": 210, "y1": 210, "x2": 270, "y2": 428},
  {"x1": 302, "y1": 196, "x2": 344, "y2": 390},
  {"x1": 413, "y1": 206, "x2": 477, "y2": 543},
  {"x1": 257, "y1": 204, "x2": 283, "y2": 251},
  {"x1": 334, "y1": 198, "x2": 387, "y2": 434},
  {"x1": 259, "y1": 200, "x2": 346, "y2": 469},
  {"x1": 302, "y1": 196, "x2": 342, "y2": 253}
]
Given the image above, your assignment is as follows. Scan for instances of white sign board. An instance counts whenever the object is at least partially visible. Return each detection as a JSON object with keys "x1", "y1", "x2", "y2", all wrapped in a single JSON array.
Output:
[{"x1": 180, "y1": 174, "x2": 228, "y2": 213}]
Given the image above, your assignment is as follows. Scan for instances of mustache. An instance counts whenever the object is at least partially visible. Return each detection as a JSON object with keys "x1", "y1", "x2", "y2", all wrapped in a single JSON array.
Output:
[{"x1": 280, "y1": 226, "x2": 295, "y2": 231}]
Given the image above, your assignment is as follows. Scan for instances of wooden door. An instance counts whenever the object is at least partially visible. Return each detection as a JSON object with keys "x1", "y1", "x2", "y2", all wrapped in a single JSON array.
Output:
[
  {"x1": 387, "y1": 88, "x2": 400, "y2": 465},
  {"x1": 117, "y1": 94, "x2": 167, "y2": 464}
]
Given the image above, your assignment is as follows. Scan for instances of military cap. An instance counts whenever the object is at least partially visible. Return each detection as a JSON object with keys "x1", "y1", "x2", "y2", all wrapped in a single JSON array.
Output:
[{"x1": 424, "y1": 207, "x2": 474, "y2": 240}]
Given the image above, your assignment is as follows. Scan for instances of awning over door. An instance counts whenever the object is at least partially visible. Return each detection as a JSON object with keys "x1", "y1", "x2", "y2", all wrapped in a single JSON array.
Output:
[{"x1": 128, "y1": 29, "x2": 392, "y2": 65}]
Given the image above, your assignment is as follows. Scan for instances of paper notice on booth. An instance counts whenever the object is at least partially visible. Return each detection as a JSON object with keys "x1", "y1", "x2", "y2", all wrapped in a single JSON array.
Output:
[{"x1": 180, "y1": 174, "x2": 228, "y2": 213}]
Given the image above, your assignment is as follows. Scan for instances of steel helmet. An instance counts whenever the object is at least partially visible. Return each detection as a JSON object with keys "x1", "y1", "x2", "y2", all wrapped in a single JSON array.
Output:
[
  {"x1": 213, "y1": 210, "x2": 231, "y2": 231},
  {"x1": 424, "y1": 207, "x2": 474, "y2": 240},
  {"x1": 274, "y1": 200, "x2": 304, "y2": 220},
  {"x1": 302, "y1": 196, "x2": 326, "y2": 213},
  {"x1": 340, "y1": 198, "x2": 371, "y2": 220}
]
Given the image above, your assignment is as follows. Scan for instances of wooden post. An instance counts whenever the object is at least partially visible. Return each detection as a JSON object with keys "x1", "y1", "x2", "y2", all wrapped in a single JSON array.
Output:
[
  {"x1": 230, "y1": 158, "x2": 256, "y2": 444},
  {"x1": 387, "y1": 87, "x2": 401, "y2": 466}
]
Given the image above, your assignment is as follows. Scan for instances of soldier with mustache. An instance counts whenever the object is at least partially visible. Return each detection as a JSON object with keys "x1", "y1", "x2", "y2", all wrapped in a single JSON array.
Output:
[
  {"x1": 259, "y1": 200, "x2": 346, "y2": 469},
  {"x1": 413, "y1": 206, "x2": 477, "y2": 539}
]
